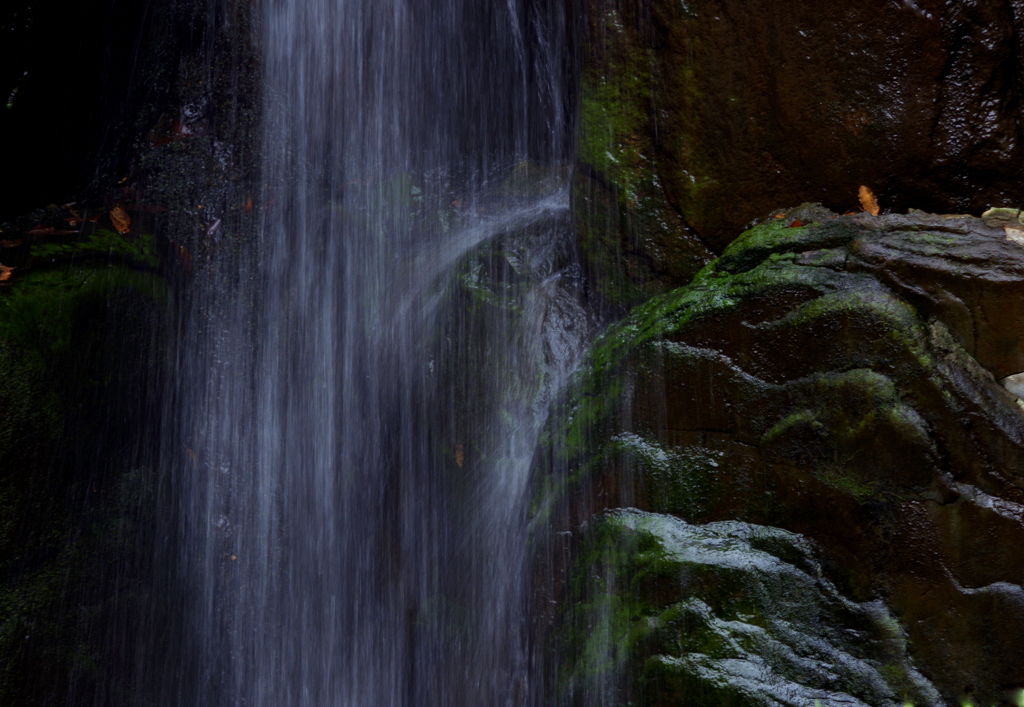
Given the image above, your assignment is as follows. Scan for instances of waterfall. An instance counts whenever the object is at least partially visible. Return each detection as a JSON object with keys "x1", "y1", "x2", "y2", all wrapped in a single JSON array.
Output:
[{"x1": 153, "y1": 1, "x2": 583, "y2": 704}]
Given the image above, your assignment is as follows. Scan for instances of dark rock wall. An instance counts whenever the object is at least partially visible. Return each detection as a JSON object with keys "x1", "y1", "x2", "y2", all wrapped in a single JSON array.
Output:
[
  {"x1": 0, "y1": 0, "x2": 259, "y2": 222},
  {"x1": 554, "y1": 6, "x2": 1024, "y2": 696},
  {"x1": 575, "y1": 0, "x2": 1024, "y2": 306},
  {"x1": 0, "y1": 1, "x2": 260, "y2": 704}
]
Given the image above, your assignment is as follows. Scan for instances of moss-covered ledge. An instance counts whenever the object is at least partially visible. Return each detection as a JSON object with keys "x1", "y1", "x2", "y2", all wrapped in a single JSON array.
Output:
[{"x1": 532, "y1": 205, "x2": 1024, "y2": 706}]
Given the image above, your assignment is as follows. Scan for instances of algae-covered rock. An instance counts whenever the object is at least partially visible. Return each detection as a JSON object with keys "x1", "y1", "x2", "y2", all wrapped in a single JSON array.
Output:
[
  {"x1": 574, "y1": 1, "x2": 716, "y2": 307},
  {"x1": 575, "y1": 0, "x2": 1024, "y2": 305},
  {"x1": 0, "y1": 254, "x2": 166, "y2": 705},
  {"x1": 535, "y1": 206, "x2": 1024, "y2": 705},
  {"x1": 557, "y1": 509, "x2": 941, "y2": 707}
]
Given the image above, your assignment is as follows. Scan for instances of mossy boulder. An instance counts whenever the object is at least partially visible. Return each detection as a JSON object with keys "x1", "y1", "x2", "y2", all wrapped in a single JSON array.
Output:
[
  {"x1": 535, "y1": 206, "x2": 1024, "y2": 705},
  {"x1": 555, "y1": 509, "x2": 941, "y2": 707},
  {"x1": 576, "y1": 0, "x2": 1024, "y2": 306},
  {"x1": 0, "y1": 239, "x2": 166, "y2": 705}
]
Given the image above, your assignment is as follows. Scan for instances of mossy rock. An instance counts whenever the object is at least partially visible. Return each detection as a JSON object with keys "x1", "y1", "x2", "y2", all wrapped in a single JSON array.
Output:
[
  {"x1": 555, "y1": 509, "x2": 941, "y2": 707},
  {"x1": 534, "y1": 206, "x2": 1024, "y2": 704},
  {"x1": 0, "y1": 257, "x2": 166, "y2": 706},
  {"x1": 575, "y1": 0, "x2": 1024, "y2": 307},
  {"x1": 573, "y1": 1, "x2": 715, "y2": 308}
]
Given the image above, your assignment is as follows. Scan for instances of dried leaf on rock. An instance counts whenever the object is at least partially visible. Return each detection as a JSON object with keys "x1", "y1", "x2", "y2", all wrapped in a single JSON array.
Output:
[
  {"x1": 0, "y1": 240, "x2": 22, "y2": 248},
  {"x1": 455, "y1": 444, "x2": 465, "y2": 468},
  {"x1": 110, "y1": 205, "x2": 131, "y2": 234},
  {"x1": 859, "y1": 185, "x2": 880, "y2": 216},
  {"x1": 0, "y1": 264, "x2": 13, "y2": 282}
]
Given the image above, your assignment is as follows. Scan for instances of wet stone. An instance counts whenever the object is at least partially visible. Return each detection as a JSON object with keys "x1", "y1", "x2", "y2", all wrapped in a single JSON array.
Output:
[
  {"x1": 534, "y1": 206, "x2": 1024, "y2": 705},
  {"x1": 558, "y1": 509, "x2": 942, "y2": 707}
]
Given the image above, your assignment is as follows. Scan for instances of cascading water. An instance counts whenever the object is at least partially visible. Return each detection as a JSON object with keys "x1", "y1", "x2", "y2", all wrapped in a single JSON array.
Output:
[{"x1": 154, "y1": 1, "x2": 585, "y2": 704}]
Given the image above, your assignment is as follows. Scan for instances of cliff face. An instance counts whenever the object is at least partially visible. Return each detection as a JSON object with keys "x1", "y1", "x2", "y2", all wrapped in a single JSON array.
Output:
[
  {"x1": 542, "y1": 2, "x2": 1024, "y2": 702},
  {"x1": 575, "y1": 0, "x2": 1024, "y2": 307},
  {"x1": 536, "y1": 207, "x2": 1024, "y2": 705}
]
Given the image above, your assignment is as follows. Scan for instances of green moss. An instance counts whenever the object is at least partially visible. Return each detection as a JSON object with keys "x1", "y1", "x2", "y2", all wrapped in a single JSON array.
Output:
[
  {"x1": 0, "y1": 258, "x2": 165, "y2": 705},
  {"x1": 556, "y1": 511, "x2": 940, "y2": 706},
  {"x1": 30, "y1": 229, "x2": 159, "y2": 269},
  {"x1": 0, "y1": 265, "x2": 165, "y2": 371},
  {"x1": 577, "y1": 9, "x2": 652, "y2": 191},
  {"x1": 535, "y1": 209, "x2": 952, "y2": 523},
  {"x1": 610, "y1": 433, "x2": 725, "y2": 519},
  {"x1": 717, "y1": 217, "x2": 860, "y2": 274},
  {"x1": 573, "y1": 4, "x2": 718, "y2": 307},
  {"x1": 547, "y1": 252, "x2": 840, "y2": 465},
  {"x1": 578, "y1": 77, "x2": 649, "y2": 196}
]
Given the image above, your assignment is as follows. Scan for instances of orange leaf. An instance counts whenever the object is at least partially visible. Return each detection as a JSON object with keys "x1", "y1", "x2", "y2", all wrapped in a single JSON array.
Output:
[
  {"x1": 789, "y1": 219, "x2": 804, "y2": 228},
  {"x1": 0, "y1": 264, "x2": 13, "y2": 282},
  {"x1": 110, "y1": 204, "x2": 131, "y2": 234},
  {"x1": 243, "y1": 198, "x2": 253, "y2": 212},
  {"x1": 1, "y1": 240, "x2": 22, "y2": 248},
  {"x1": 858, "y1": 185, "x2": 880, "y2": 216},
  {"x1": 455, "y1": 443, "x2": 465, "y2": 468}
]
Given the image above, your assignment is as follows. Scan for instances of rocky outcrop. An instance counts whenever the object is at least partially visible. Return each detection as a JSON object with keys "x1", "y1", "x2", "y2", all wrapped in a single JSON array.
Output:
[
  {"x1": 555, "y1": 510, "x2": 942, "y2": 707},
  {"x1": 576, "y1": 0, "x2": 1024, "y2": 306},
  {"x1": 535, "y1": 206, "x2": 1024, "y2": 705}
]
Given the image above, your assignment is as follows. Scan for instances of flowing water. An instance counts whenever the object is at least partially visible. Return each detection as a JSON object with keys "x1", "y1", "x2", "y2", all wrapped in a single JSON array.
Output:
[{"x1": 155, "y1": 1, "x2": 583, "y2": 704}]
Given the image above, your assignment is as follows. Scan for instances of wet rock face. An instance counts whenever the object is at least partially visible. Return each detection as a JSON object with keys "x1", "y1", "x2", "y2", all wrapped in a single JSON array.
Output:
[
  {"x1": 536, "y1": 207, "x2": 1024, "y2": 705},
  {"x1": 557, "y1": 510, "x2": 942, "y2": 707},
  {"x1": 576, "y1": 0, "x2": 1024, "y2": 305}
]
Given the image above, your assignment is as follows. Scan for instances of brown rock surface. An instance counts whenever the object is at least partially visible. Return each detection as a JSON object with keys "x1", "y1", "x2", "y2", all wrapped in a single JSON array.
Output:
[
  {"x1": 536, "y1": 207, "x2": 1024, "y2": 704},
  {"x1": 576, "y1": 0, "x2": 1024, "y2": 304}
]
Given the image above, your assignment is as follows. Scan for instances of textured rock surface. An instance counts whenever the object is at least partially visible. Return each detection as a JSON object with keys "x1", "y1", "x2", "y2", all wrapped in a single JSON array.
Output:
[
  {"x1": 535, "y1": 206, "x2": 1024, "y2": 705},
  {"x1": 555, "y1": 509, "x2": 941, "y2": 707},
  {"x1": 576, "y1": 0, "x2": 1024, "y2": 305}
]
